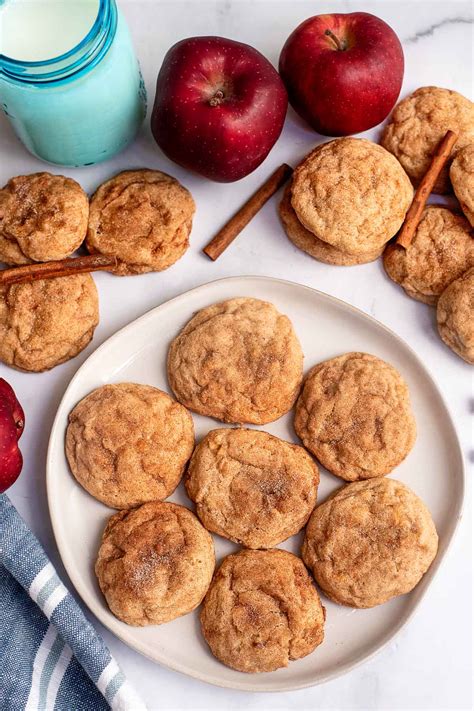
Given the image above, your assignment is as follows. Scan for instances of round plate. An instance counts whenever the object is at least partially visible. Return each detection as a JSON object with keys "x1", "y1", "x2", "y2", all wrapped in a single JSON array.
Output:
[{"x1": 47, "y1": 276, "x2": 464, "y2": 691}]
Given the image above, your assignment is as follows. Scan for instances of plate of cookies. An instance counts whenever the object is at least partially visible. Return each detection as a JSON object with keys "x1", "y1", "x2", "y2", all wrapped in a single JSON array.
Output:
[{"x1": 46, "y1": 275, "x2": 464, "y2": 691}]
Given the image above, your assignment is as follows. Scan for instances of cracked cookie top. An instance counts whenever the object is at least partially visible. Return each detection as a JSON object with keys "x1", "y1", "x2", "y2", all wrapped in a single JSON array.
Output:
[
  {"x1": 294, "y1": 352, "x2": 416, "y2": 482},
  {"x1": 167, "y1": 297, "x2": 303, "y2": 424},
  {"x1": 185, "y1": 428, "x2": 319, "y2": 548},
  {"x1": 0, "y1": 274, "x2": 98, "y2": 372},
  {"x1": 86, "y1": 169, "x2": 195, "y2": 275},
  {"x1": 200, "y1": 548, "x2": 325, "y2": 672},
  {"x1": 381, "y1": 86, "x2": 474, "y2": 194},
  {"x1": 66, "y1": 382, "x2": 195, "y2": 508},
  {"x1": 450, "y1": 144, "x2": 474, "y2": 226},
  {"x1": 302, "y1": 478, "x2": 438, "y2": 608},
  {"x1": 0, "y1": 172, "x2": 88, "y2": 264},
  {"x1": 437, "y1": 267, "x2": 474, "y2": 364},
  {"x1": 279, "y1": 183, "x2": 383, "y2": 266},
  {"x1": 383, "y1": 206, "x2": 474, "y2": 305},
  {"x1": 290, "y1": 138, "x2": 413, "y2": 254},
  {"x1": 95, "y1": 502, "x2": 215, "y2": 626}
]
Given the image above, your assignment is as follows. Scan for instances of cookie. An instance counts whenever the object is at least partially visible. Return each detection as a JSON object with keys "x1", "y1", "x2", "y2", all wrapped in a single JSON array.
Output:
[
  {"x1": 450, "y1": 144, "x2": 474, "y2": 226},
  {"x1": 0, "y1": 274, "x2": 98, "y2": 372},
  {"x1": 302, "y1": 478, "x2": 438, "y2": 608},
  {"x1": 0, "y1": 172, "x2": 88, "y2": 264},
  {"x1": 167, "y1": 297, "x2": 303, "y2": 424},
  {"x1": 437, "y1": 267, "x2": 474, "y2": 364},
  {"x1": 66, "y1": 383, "x2": 194, "y2": 508},
  {"x1": 294, "y1": 353, "x2": 416, "y2": 482},
  {"x1": 86, "y1": 169, "x2": 195, "y2": 275},
  {"x1": 95, "y1": 502, "x2": 215, "y2": 626},
  {"x1": 185, "y1": 428, "x2": 318, "y2": 548},
  {"x1": 382, "y1": 87, "x2": 474, "y2": 194},
  {"x1": 200, "y1": 549, "x2": 325, "y2": 672},
  {"x1": 290, "y1": 138, "x2": 413, "y2": 254},
  {"x1": 279, "y1": 184, "x2": 382, "y2": 266},
  {"x1": 383, "y1": 206, "x2": 473, "y2": 305}
]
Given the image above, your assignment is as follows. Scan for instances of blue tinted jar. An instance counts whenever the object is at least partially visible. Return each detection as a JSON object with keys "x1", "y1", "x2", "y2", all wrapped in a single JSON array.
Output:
[{"x1": 0, "y1": 0, "x2": 146, "y2": 166}]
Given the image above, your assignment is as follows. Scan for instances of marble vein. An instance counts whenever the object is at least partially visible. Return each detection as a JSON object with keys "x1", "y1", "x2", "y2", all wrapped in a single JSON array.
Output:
[{"x1": 404, "y1": 16, "x2": 473, "y2": 43}]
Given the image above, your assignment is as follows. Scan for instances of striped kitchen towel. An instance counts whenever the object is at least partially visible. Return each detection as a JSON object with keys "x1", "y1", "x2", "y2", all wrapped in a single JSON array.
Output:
[{"x1": 0, "y1": 494, "x2": 146, "y2": 711}]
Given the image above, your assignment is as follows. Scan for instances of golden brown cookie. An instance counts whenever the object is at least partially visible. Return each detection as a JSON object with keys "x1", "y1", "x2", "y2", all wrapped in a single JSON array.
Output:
[
  {"x1": 0, "y1": 172, "x2": 88, "y2": 264},
  {"x1": 66, "y1": 383, "x2": 194, "y2": 508},
  {"x1": 185, "y1": 428, "x2": 318, "y2": 548},
  {"x1": 450, "y1": 144, "x2": 474, "y2": 226},
  {"x1": 95, "y1": 502, "x2": 215, "y2": 626},
  {"x1": 167, "y1": 298, "x2": 303, "y2": 424},
  {"x1": 294, "y1": 353, "x2": 416, "y2": 482},
  {"x1": 437, "y1": 268, "x2": 474, "y2": 364},
  {"x1": 302, "y1": 478, "x2": 438, "y2": 608},
  {"x1": 382, "y1": 87, "x2": 474, "y2": 194},
  {"x1": 290, "y1": 138, "x2": 413, "y2": 254},
  {"x1": 86, "y1": 169, "x2": 195, "y2": 275},
  {"x1": 200, "y1": 549, "x2": 325, "y2": 672},
  {"x1": 0, "y1": 274, "x2": 98, "y2": 372},
  {"x1": 279, "y1": 183, "x2": 382, "y2": 265},
  {"x1": 383, "y1": 206, "x2": 473, "y2": 305}
]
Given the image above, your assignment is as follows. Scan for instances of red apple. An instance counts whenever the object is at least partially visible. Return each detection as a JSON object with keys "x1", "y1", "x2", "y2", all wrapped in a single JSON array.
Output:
[
  {"x1": 0, "y1": 378, "x2": 24, "y2": 493},
  {"x1": 151, "y1": 36, "x2": 288, "y2": 182},
  {"x1": 279, "y1": 12, "x2": 404, "y2": 136}
]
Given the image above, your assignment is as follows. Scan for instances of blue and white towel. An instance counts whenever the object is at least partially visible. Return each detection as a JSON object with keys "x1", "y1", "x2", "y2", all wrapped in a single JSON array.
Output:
[{"x1": 0, "y1": 494, "x2": 146, "y2": 711}]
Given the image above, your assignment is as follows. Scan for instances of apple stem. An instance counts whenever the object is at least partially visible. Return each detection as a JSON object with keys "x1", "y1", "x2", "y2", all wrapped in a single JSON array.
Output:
[
  {"x1": 324, "y1": 28, "x2": 347, "y2": 51},
  {"x1": 209, "y1": 90, "x2": 225, "y2": 107}
]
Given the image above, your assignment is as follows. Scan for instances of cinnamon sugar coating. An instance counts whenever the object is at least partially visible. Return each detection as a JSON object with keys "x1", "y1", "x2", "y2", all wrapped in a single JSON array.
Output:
[
  {"x1": 302, "y1": 478, "x2": 438, "y2": 608},
  {"x1": 290, "y1": 138, "x2": 413, "y2": 254},
  {"x1": 185, "y1": 428, "x2": 319, "y2": 548},
  {"x1": 66, "y1": 383, "x2": 194, "y2": 508},
  {"x1": 86, "y1": 169, "x2": 195, "y2": 275},
  {"x1": 382, "y1": 87, "x2": 474, "y2": 194},
  {"x1": 200, "y1": 549, "x2": 325, "y2": 672},
  {"x1": 383, "y1": 206, "x2": 474, "y2": 305},
  {"x1": 450, "y1": 144, "x2": 474, "y2": 226},
  {"x1": 167, "y1": 298, "x2": 303, "y2": 424},
  {"x1": 294, "y1": 353, "x2": 416, "y2": 482},
  {"x1": 95, "y1": 502, "x2": 215, "y2": 626},
  {"x1": 437, "y1": 267, "x2": 474, "y2": 364},
  {"x1": 0, "y1": 172, "x2": 88, "y2": 264},
  {"x1": 0, "y1": 274, "x2": 98, "y2": 372}
]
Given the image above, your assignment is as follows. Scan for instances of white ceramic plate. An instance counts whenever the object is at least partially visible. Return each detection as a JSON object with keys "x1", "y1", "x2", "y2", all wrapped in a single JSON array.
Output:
[{"x1": 47, "y1": 276, "x2": 464, "y2": 692}]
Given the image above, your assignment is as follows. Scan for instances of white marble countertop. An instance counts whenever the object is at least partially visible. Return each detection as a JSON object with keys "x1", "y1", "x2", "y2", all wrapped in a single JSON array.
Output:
[{"x1": 1, "y1": 1, "x2": 472, "y2": 709}]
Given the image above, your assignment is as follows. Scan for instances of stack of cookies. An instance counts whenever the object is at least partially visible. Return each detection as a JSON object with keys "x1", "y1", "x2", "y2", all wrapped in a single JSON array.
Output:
[
  {"x1": 280, "y1": 137, "x2": 414, "y2": 265},
  {"x1": 65, "y1": 296, "x2": 439, "y2": 675},
  {"x1": 0, "y1": 169, "x2": 195, "y2": 372},
  {"x1": 380, "y1": 86, "x2": 474, "y2": 364}
]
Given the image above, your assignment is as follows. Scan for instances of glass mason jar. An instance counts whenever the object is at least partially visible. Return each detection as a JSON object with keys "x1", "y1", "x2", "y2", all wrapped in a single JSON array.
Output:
[{"x1": 0, "y1": 0, "x2": 147, "y2": 166}]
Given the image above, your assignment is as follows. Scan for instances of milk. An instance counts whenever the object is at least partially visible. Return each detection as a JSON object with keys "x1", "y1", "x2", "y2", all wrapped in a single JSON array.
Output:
[{"x1": 0, "y1": 0, "x2": 100, "y2": 61}]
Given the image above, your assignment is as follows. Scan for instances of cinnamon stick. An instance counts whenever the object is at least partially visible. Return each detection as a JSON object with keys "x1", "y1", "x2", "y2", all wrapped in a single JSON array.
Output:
[
  {"x1": 396, "y1": 130, "x2": 458, "y2": 249},
  {"x1": 0, "y1": 254, "x2": 117, "y2": 287},
  {"x1": 203, "y1": 163, "x2": 293, "y2": 261}
]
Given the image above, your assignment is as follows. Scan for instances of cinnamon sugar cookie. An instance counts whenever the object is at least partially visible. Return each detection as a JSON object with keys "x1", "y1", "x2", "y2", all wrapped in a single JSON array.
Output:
[
  {"x1": 95, "y1": 502, "x2": 214, "y2": 626},
  {"x1": 437, "y1": 268, "x2": 474, "y2": 364},
  {"x1": 279, "y1": 184, "x2": 382, "y2": 265},
  {"x1": 200, "y1": 549, "x2": 325, "y2": 672},
  {"x1": 294, "y1": 353, "x2": 416, "y2": 482},
  {"x1": 383, "y1": 206, "x2": 473, "y2": 305},
  {"x1": 0, "y1": 274, "x2": 98, "y2": 372},
  {"x1": 167, "y1": 297, "x2": 303, "y2": 424},
  {"x1": 185, "y1": 428, "x2": 319, "y2": 548},
  {"x1": 86, "y1": 169, "x2": 195, "y2": 275},
  {"x1": 450, "y1": 144, "x2": 474, "y2": 226},
  {"x1": 302, "y1": 478, "x2": 438, "y2": 608},
  {"x1": 382, "y1": 87, "x2": 474, "y2": 194},
  {"x1": 0, "y1": 172, "x2": 88, "y2": 264},
  {"x1": 66, "y1": 383, "x2": 194, "y2": 508},
  {"x1": 290, "y1": 138, "x2": 413, "y2": 254}
]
